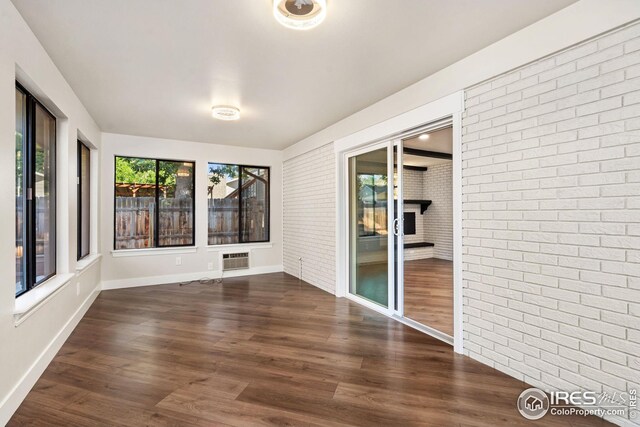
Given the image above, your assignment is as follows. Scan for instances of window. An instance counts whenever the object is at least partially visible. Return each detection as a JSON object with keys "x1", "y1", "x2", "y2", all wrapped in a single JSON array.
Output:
[
  {"x1": 15, "y1": 83, "x2": 57, "y2": 297},
  {"x1": 208, "y1": 163, "x2": 269, "y2": 245},
  {"x1": 78, "y1": 141, "x2": 91, "y2": 259},
  {"x1": 356, "y1": 173, "x2": 387, "y2": 237},
  {"x1": 114, "y1": 156, "x2": 195, "y2": 249}
]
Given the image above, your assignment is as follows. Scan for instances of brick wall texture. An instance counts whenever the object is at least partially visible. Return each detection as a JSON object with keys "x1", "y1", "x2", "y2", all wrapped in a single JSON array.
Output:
[
  {"x1": 283, "y1": 142, "x2": 336, "y2": 294},
  {"x1": 461, "y1": 21, "x2": 640, "y2": 422},
  {"x1": 403, "y1": 165, "x2": 453, "y2": 260},
  {"x1": 282, "y1": 22, "x2": 640, "y2": 425},
  {"x1": 424, "y1": 162, "x2": 454, "y2": 260}
]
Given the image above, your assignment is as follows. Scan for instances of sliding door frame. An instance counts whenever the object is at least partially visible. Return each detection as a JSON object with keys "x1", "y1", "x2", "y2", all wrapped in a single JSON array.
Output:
[
  {"x1": 392, "y1": 125, "x2": 456, "y2": 346},
  {"x1": 344, "y1": 139, "x2": 396, "y2": 317},
  {"x1": 393, "y1": 138, "x2": 404, "y2": 318},
  {"x1": 335, "y1": 91, "x2": 464, "y2": 353}
]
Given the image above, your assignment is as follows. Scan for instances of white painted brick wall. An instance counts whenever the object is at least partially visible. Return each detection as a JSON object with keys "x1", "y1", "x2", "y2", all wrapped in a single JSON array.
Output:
[
  {"x1": 403, "y1": 169, "x2": 433, "y2": 261},
  {"x1": 462, "y1": 22, "x2": 640, "y2": 426},
  {"x1": 424, "y1": 162, "x2": 454, "y2": 260},
  {"x1": 403, "y1": 166, "x2": 453, "y2": 260},
  {"x1": 283, "y1": 142, "x2": 336, "y2": 294}
]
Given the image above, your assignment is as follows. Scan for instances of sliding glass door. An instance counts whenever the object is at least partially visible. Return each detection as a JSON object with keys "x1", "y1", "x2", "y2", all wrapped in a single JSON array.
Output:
[
  {"x1": 347, "y1": 142, "x2": 396, "y2": 311},
  {"x1": 343, "y1": 119, "x2": 457, "y2": 347}
]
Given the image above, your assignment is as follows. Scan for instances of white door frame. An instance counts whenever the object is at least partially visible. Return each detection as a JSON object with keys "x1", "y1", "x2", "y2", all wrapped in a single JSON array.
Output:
[
  {"x1": 335, "y1": 91, "x2": 464, "y2": 354},
  {"x1": 343, "y1": 139, "x2": 396, "y2": 317},
  {"x1": 393, "y1": 138, "x2": 404, "y2": 318}
]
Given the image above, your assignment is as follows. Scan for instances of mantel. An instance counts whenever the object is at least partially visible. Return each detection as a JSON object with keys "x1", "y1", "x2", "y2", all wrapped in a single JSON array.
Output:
[{"x1": 403, "y1": 199, "x2": 432, "y2": 214}]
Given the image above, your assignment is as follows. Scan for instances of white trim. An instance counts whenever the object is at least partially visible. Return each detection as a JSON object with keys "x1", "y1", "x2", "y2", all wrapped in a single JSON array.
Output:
[
  {"x1": 75, "y1": 253, "x2": 102, "y2": 273},
  {"x1": 13, "y1": 274, "x2": 75, "y2": 323},
  {"x1": 335, "y1": 150, "x2": 346, "y2": 298},
  {"x1": 393, "y1": 314, "x2": 454, "y2": 346},
  {"x1": 335, "y1": 91, "x2": 464, "y2": 353},
  {"x1": 345, "y1": 292, "x2": 390, "y2": 317},
  {"x1": 284, "y1": 0, "x2": 640, "y2": 161},
  {"x1": 386, "y1": 140, "x2": 395, "y2": 316},
  {"x1": 207, "y1": 242, "x2": 273, "y2": 252},
  {"x1": 111, "y1": 246, "x2": 198, "y2": 257},
  {"x1": 342, "y1": 140, "x2": 394, "y2": 315},
  {"x1": 452, "y1": 111, "x2": 464, "y2": 355},
  {"x1": 333, "y1": 93, "x2": 463, "y2": 154},
  {"x1": 101, "y1": 264, "x2": 284, "y2": 290},
  {"x1": 0, "y1": 288, "x2": 100, "y2": 426},
  {"x1": 394, "y1": 138, "x2": 404, "y2": 317}
]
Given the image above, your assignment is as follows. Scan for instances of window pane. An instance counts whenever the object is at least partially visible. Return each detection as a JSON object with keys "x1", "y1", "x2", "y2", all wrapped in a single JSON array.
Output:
[
  {"x1": 208, "y1": 163, "x2": 240, "y2": 245},
  {"x1": 158, "y1": 160, "x2": 194, "y2": 246},
  {"x1": 114, "y1": 157, "x2": 156, "y2": 249},
  {"x1": 34, "y1": 103, "x2": 56, "y2": 283},
  {"x1": 356, "y1": 173, "x2": 387, "y2": 237},
  {"x1": 241, "y1": 166, "x2": 269, "y2": 242},
  {"x1": 79, "y1": 142, "x2": 90, "y2": 259},
  {"x1": 16, "y1": 89, "x2": 26, "y2": 295}
]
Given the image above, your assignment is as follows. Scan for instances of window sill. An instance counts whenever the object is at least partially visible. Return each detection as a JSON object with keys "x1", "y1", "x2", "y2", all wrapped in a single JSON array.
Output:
[
  {"x1": 76, "y1": 253, "x2": 102, "y2": 272},
  {"x1": 111, "y1": 247, "x2": 198, "y2": 257},
  {"x1": 207, "y1": 242, "x2": 273, "y2": 252},
  {"x1": 14, "y1": 273, "x2": 75, "y2": 325}
]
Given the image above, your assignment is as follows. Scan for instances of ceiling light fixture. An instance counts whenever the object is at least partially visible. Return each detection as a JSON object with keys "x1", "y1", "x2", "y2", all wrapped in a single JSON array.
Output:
[
  {"x1": 419, "y1": 133, "x2": 430, "y2": 140},
  {"x1": 212, "y1": 105, "x2": 240, "y2": 121},
  {"x1": 273, "y1": 0, "x2": 327, "y2": 30}
]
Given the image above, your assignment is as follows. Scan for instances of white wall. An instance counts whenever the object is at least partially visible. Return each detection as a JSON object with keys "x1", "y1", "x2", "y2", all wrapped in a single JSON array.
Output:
[
  {"x1": 0, "y1": 0, "x2": 102, "y2": 424},
  {"x1": 282, "y1": 142, "x2": 336, "y2": 294},
  {"x1": 100, "y1": 133, "x2": 283, "y2": 288},
  {"x1": 461, "y1": 21, "x2": 640, "y2": 426},
  {"x1": 284, "y1": 0, "x2": 640, "y2": 162},
  {"x1": 424, "y1": 162, "x2": 454, "y2": 260},
  {"x1": 403, "y1": 169, "x2": 433, "y2": 261},
  {"x1": 281, "y1": 0, "x2": 640, "y2": 284},
  {"x1": 280, "y1": 3, "x2": 640, "y2": 425}
]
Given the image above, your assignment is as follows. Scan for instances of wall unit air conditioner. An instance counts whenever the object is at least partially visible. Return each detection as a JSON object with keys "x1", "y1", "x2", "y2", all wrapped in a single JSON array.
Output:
[{"x1": 222, "y1": 252, "x2": 250, "y2": 271}]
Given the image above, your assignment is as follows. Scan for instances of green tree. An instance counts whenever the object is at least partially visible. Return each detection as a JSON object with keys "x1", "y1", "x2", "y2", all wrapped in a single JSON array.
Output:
[{"x1": 115, "y1": 157, "x2": 156, "y2": 184}]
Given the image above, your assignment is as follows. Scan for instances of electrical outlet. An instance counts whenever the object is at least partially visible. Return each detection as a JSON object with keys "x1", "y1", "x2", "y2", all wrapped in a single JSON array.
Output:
[
  {"x1": 207, "y1": 262, "x2": 214, "y2": 271},
  {"x1": 176, "y1": 256, "x2": 182, "y2": 266}
]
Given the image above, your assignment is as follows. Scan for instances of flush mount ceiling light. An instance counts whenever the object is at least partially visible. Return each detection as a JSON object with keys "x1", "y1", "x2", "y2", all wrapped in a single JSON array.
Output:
[
  {"x1": 419, "y1": 133, "x2": 430, "y2": 140},
  {"x1": 273, "y1": 0, "x2": 327, "y2": 30},
  {"x1": 212, "y1": 105, "x2": 240, "y2": 121}
]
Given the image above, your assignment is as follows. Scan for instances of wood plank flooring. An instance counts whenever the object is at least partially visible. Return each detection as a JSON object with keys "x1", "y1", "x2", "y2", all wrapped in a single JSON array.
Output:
[
  {"x1": 9, "y1": 273, "x2": 610, "y2": 426},
  {"x1": 404, "y1": 258, "x2": 454, "y2": 336}
]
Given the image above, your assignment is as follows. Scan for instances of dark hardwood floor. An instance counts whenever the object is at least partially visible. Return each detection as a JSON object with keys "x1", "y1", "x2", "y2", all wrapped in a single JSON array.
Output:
[
  {"x1": 9, "y1": 273, "x2": 609, "y2": 426},
  {"x1": 404, "y1": 258, "x2": 454, "y2": 336}
]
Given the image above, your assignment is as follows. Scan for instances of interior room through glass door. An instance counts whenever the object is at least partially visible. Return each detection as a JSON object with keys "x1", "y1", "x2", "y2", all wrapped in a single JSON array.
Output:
[
  {"x1": 401, "y1": 126, "x2": 454, "y2": 337},
  {"x1": 348, "y1": 146, "x2": 392, "y2": 308}
]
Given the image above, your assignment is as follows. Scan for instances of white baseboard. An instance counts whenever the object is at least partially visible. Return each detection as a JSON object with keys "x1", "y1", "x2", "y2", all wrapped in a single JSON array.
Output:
[
  {"x1": 101, "y1": 265, "x2": 284, "y2": 290},
  {"x1": 0, "y1": 287, "x2": 101, "y2": 426}
]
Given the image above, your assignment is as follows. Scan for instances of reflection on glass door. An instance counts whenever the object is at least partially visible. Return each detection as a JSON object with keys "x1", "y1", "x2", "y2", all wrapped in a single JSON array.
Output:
[
  {"x1": 401, "y1": 127, "x2": 454, "y2": 338},
  {"x1": 348, "y1": 147, "x2": 390, "y2": 307}
]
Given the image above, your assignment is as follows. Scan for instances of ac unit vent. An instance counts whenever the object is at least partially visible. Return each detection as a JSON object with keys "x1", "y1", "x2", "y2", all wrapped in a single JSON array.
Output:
[{"x1": 222, "y1": 252, "x2": 249, "y2": 271}]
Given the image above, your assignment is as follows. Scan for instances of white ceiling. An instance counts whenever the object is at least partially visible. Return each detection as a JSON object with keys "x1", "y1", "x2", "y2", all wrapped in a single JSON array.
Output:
[
  {"x1": 404, "y1": 127, "x2": 452, "y2": 168},
  {"x1": 12, "y1": 0, "x2": 578, "y2": 150}
]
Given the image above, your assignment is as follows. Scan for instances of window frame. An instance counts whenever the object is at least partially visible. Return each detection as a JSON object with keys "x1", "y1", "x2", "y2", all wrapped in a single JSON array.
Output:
[
  {"x1": 16, "y1": 81, "x2": 57, "y2": 298},
  {"x1": 77, "y1": 140, "x2": 90, "y2": 260},
  {"x1": 207, "y1": 162, "x2": 271, "y2": 245},
  {"x1": 356, "y1": 172, "x2": 386, "y2": 238},
  {"x1": 113, "y1": 155, "x2": 196, "y2": 250}
]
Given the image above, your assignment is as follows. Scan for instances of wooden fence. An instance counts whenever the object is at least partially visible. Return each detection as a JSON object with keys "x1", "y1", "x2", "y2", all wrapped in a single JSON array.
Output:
[
  {"x1": 114, "y1": 197, "x2": 266, "y2": 248},
  {"x1": 115, "y1": 197, "x2": 155, "y2": 249},
  {"x1": 359, "y1": 201, "x2": 388, "y2": 236},
  {"x1": 208, "y1": 198, "x2": 267, "y2": 245},
  {"x1": 115, "y1": 197, "x2": 194, "y2": 249}
]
